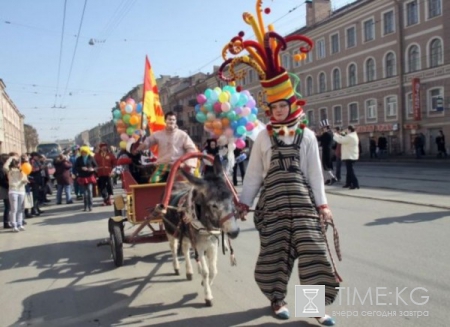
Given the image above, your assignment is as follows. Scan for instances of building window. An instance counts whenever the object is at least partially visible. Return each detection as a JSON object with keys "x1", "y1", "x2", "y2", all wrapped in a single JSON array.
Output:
[
  {"x1": 331, "y1": 33, "x2": 339, "y2": 54},
  {"x1": 333, "y1": 69, "x2": 341, "y2": 90},
  {"x1": 248, "y1": 70, "x2": 254, "y2": 83},
  {"x1": 383, "y1": 10, "x2": 395, "y2": 35},
  {"x1": 428, "y1": 0, "x2": 441, "y2": 18},
  {"x1": 364, "y1": 19, "x2": 375, "y2": 42},
  {"x1": 386, "y1": 96, "x2": 398, "y2": 117},
  {"x1": 408, "y1": 45, "x2": 420, "y2": 72},
  {"x1": 429, "y1": 38, "x2": 443, "y2": 68},
  {"x1": 320, "y1": 108, "x2": 328, "y2": 121},
  {"x1": 346, "y1": 26, "x2": 356, "y2": 48},
  {"x1": 366, "y1": 58, "x2": 376, "y2": 82},
  {"x1": 333, "y1": 106, "x2": 342, "y2": 124},
  {"x1": 307, "y1": 110, "x2": 314, "y2": 125},
  {"x1": 319, "y1": 73, "x2": 326, "y2": 93},
  {"x1": 317, "y1": 39, "x2": 326, "y2": 59},
  {"x1": 406, "y1": 93, "x2": 413, "y2": 115},
  {"x1": 306, "y1": 76, "x2": 313, "y2": 96},
  {"x1": 385, "y1": 52, "x2": 396, "y2": 77},
  {"x1": 282, "y1": 54, "x2": 291, "y2": 70},
  {"x1": 306, "y1": 52, "x2": 313, "y2": 63},
  {"x1": 429, "y1": 88, "x2": 443, "y2": 111},
  {"x1": 348, "y1": 64, "x2": 357, "y2": 87},
  {"x1": 366, "y1": 99, "x2": 377, "y2": 119},
  {"x1": 406, "y1": 0, "x2": 419, "y2": 26},
  {"x1": 349, "y1": 103, "x2": 359, "y2": 123}
]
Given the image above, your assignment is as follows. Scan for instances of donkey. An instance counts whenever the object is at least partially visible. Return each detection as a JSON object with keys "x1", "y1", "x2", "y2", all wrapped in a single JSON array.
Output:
[{"x1": 163, "y1": 155, "x2": 240, "y2": 306}]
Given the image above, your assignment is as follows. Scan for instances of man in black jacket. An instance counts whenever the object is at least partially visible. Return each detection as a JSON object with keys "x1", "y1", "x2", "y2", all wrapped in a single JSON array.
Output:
[{"x1": 317, "y1": 119, "x2": 337, "y2": 185}]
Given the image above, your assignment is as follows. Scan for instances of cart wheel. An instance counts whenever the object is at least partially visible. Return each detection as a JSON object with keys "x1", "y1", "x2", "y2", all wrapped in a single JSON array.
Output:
[{"x1": 110, "y1": 222, "x2": 124, "y2": 267}]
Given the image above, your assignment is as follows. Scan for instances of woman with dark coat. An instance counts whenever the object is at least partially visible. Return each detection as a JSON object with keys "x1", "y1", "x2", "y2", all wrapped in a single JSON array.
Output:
[
  {"x1": 75, "y1": 146, "x2": 97, "y2": 211},
  {"x1": 202, "y1": 139, "x2": 219, "y2": 176},
  {"x1": 54, "y1": 154, "x2": 73, "y2": 205}
]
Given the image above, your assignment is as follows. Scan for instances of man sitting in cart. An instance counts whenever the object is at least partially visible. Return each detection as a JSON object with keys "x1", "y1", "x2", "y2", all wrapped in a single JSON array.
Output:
[{"x1": 134, "y1": 111, "x2": 197, "y2": 183}]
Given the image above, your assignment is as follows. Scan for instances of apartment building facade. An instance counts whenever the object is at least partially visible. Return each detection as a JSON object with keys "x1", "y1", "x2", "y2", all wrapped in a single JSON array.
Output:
[
  {"x1": 236, "y1": 0, "x2": 449, "y2": 155},
  {"x1": 0, "y1": 79, "x2": 26, "y2": 154}
]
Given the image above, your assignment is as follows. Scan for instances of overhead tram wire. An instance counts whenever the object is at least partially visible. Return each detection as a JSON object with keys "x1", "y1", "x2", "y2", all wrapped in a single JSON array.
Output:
[
  {"x1": 58, "y1": 0, "x2": 89, "y2": 110},
  {"x1": 53, "y1": 0, "x2": 68, "y2": 108},
  {"x1": 57, "y1": 0, "x2": 138, "y2": 127}
]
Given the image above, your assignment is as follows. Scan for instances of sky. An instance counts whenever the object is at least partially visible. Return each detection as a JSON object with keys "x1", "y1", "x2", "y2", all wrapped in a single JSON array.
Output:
[{"x1": 0, "y1": 0, "x2": 356, "y2": 142}]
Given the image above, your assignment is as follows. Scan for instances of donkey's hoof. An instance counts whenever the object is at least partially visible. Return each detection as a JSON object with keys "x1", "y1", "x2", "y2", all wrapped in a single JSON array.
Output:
[
  {"x1": 186, "y1": 273, "x2": 193, "y2": 280},
  {"x1": 174, "y1": 269, "x2": 180, "y2": 276},
  {"x1": 205, "y1": 299, "x2": 213, "y2": 307}
]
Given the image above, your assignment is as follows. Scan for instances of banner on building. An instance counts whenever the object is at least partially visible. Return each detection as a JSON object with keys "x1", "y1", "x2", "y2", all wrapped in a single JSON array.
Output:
[{"x1": 412, "y1": 78, "x2": 421, "y2": 121}]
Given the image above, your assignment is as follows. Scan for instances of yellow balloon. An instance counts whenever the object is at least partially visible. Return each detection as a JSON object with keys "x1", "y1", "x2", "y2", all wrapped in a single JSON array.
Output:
[
  {"x1": 21, "y1": 162, "x2": 32, "y2": 175},
  {"x1": 119, "y1": 141, "x2": 127, "y2": 149},
  {"x1": 218, "y1": 92, "x2": 228, "y2": 103}
]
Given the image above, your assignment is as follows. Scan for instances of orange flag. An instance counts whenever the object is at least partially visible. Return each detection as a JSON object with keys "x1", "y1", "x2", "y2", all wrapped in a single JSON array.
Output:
[{"x1": 142, "y1": 56, "x2": 165, "y2": 155}]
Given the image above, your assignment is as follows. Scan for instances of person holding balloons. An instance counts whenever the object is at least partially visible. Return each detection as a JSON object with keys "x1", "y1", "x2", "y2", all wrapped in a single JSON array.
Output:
[
  {"x1": 3, "y1": 153, "x2": 29, "y2": 232},
  {"x1": 75, "y1": 146, "x2": 98, "y2": 212}
]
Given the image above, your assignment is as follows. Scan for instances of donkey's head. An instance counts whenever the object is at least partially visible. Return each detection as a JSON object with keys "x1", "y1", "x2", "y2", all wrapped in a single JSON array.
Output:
[{"x1": 181, "y1": 155, "x2": 240, "y2": 239}]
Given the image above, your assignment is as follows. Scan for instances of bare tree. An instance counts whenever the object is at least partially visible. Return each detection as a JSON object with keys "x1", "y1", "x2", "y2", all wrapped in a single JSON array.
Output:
[{"x1": 24, "y1": 124, "x2": 39, "y2": 152}]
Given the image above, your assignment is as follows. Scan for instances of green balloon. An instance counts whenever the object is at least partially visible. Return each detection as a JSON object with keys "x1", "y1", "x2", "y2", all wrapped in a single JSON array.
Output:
[
  {"x1": 196, "y1": 112, "x2": 207, "y2": 123},
  {"x1": 123, "y1": 114, "x2": 131, "y2": 124},
  {"x1": 126, "y1": 127, "x2": 135, "y2": 136},
  {"x1": 113, "y1": 110, "x2": 121, "y2": 119},
  {"x1": 227, "y1": 111, "x2": 237, "y2": 121}
]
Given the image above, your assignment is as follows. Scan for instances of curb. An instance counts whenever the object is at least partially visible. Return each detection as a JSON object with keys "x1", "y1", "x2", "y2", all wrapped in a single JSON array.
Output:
[{"x1": 327, "y1": 190, "x2": 450, "y2": 210}]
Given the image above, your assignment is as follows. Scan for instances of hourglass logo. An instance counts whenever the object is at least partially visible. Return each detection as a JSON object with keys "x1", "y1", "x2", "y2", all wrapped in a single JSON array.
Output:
[{"x1": 295, "y1": 285, "x2": 325, "y2": 317}]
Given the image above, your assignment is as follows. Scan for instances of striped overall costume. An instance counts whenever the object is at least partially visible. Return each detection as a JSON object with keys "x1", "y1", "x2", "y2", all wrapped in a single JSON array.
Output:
[{"x1": 254, "y1": 132, "x2": 340, "y2": 308}]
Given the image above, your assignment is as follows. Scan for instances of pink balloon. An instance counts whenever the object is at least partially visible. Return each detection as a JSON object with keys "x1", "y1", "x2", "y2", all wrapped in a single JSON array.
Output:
[
  {"x1": 235, "y1": 138, "x2": 246, "y2": 149},
  {"x1": 213, "y1": 102, "x2": 222, "y2": 113},
  {"x1": 221, "y1": 102, "x2": 231, "y2": 112},
  {"x1": 120, "y1": 133, "x2": 129, "y2": 141},
  {"x1": 241, "y1": 106, "x2": 251, "y2": 117},
  {"x1": 245, "y1": 122, "x2": 255, "y2": 131},
  {"x1": 197, "y1": 94, "x2": 207, "y2": 105},
  {"x1": 126, "y1": 98, "x2": 135, "y2": 105},
  {"x1": 224, "y1": 128, "x2": 234, "y2": 138},
  {"x1": 246, "y1": 98, "x2": 256, "y2": 108}
]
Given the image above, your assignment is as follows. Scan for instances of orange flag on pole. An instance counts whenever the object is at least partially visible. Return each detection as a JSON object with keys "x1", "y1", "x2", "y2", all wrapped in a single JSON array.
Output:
[{"x1": 142, "y1": 55, "x2": 165, "y2": 155}]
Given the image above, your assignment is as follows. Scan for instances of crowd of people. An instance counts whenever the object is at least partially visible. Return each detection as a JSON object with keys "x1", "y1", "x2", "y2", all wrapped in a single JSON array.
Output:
[{"x1": 0, "y1": 142, "x2": 119, "y2": 232}]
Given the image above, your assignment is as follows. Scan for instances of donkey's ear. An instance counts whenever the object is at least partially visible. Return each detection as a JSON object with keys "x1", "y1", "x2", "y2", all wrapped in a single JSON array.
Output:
[
  {"x1": 180, "y1": 168, "x2": 207, "y2": 187},
  {"x1": 213, "y1": 154, "x2": 224, "y2": 177}
]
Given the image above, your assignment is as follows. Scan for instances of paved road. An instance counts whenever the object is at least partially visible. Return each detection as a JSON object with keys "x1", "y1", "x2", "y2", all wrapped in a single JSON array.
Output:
[{"x1": 0, "y1": 162, "x2": 448, "y2": 326}]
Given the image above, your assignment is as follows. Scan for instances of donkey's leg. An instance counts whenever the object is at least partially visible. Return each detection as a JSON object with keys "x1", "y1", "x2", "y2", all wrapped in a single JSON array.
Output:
[
  {"x1": 181, "y1": 237, "x2": 193, "y2": 280},
  {"x1": 167, "y1": 234, "x2": 180, "y2": 275},
  {"x1": 197, "y1": 243, "x2": 213, "y2": 306},
  {"x1": 206, "y1": 239, "x2": 218, "y2": 287}
]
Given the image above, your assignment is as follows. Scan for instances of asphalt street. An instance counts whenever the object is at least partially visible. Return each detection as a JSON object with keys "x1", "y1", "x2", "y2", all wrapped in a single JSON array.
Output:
[{"x1": 0, "y1": 161, "x2": 449, "y2": 327}]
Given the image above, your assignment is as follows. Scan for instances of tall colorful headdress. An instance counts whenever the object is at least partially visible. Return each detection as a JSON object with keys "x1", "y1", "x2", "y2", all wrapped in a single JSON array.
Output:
[{"x1": 218, "y1": 0, "x2": 314, "y2": 125}]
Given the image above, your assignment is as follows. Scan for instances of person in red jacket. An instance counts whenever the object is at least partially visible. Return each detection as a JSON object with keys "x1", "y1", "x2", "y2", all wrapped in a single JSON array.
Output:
[{"x1": 94, "y1": 142, "x2": 116, "y2": 205}]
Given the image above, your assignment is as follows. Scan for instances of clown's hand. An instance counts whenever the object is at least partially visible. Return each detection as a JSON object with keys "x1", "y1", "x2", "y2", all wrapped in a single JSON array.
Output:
[
  {"x1": 236, "y1": 202, "x2": 249, "y2": 221},
  {"x1": 318, "y1": 204, "x2": 333, "y2": 225}
]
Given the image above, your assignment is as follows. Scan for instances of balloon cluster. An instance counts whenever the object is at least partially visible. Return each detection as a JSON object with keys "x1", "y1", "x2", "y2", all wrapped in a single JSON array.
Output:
[
  {"x1": 195, "y1": 86, "x2": 260, "y2": 149},
  {"x1": 112, "y1": 98, "x2": 147, "y2": 150}
]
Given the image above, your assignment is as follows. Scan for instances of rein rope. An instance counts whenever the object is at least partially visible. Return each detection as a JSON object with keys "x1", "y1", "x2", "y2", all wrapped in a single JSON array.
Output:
[{"x1": 248, "y1": 209, "x2": 342, "y2": 282}]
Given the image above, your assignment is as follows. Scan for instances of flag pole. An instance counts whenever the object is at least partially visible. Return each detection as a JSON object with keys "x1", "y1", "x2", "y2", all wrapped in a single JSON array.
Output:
[{"x1": 140, "y1": 56, "x2": 147, "y2": 132}]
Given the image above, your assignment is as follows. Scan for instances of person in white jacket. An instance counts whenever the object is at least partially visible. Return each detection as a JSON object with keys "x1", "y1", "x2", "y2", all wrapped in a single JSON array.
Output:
[
  {"x1": 3, "y1": 155, "x2": 28, "y2": 231},
  {"x1": 333, "y1": 125, "x2": 360, "y2": 189}
]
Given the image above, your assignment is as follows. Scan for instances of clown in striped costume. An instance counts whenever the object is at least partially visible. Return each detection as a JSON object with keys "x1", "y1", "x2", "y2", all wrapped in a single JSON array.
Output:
[{"x1": 219, "y1": 1, "x2": 341, "y2": 325}]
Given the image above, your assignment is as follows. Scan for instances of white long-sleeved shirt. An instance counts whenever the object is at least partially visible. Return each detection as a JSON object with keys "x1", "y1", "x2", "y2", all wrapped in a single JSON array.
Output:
[
  {"x1": 3, "y1": 157, "x2": 28, "y2": 193},
  {"x1": 143, "y1": 127, "x2": 197, "y2": 167},
  {"x1": 240, "y1": 127, "x2": 327, "y2": 207},
  {"x1": 333, "y1": 131, "x2": 359, "y2": 160}
]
